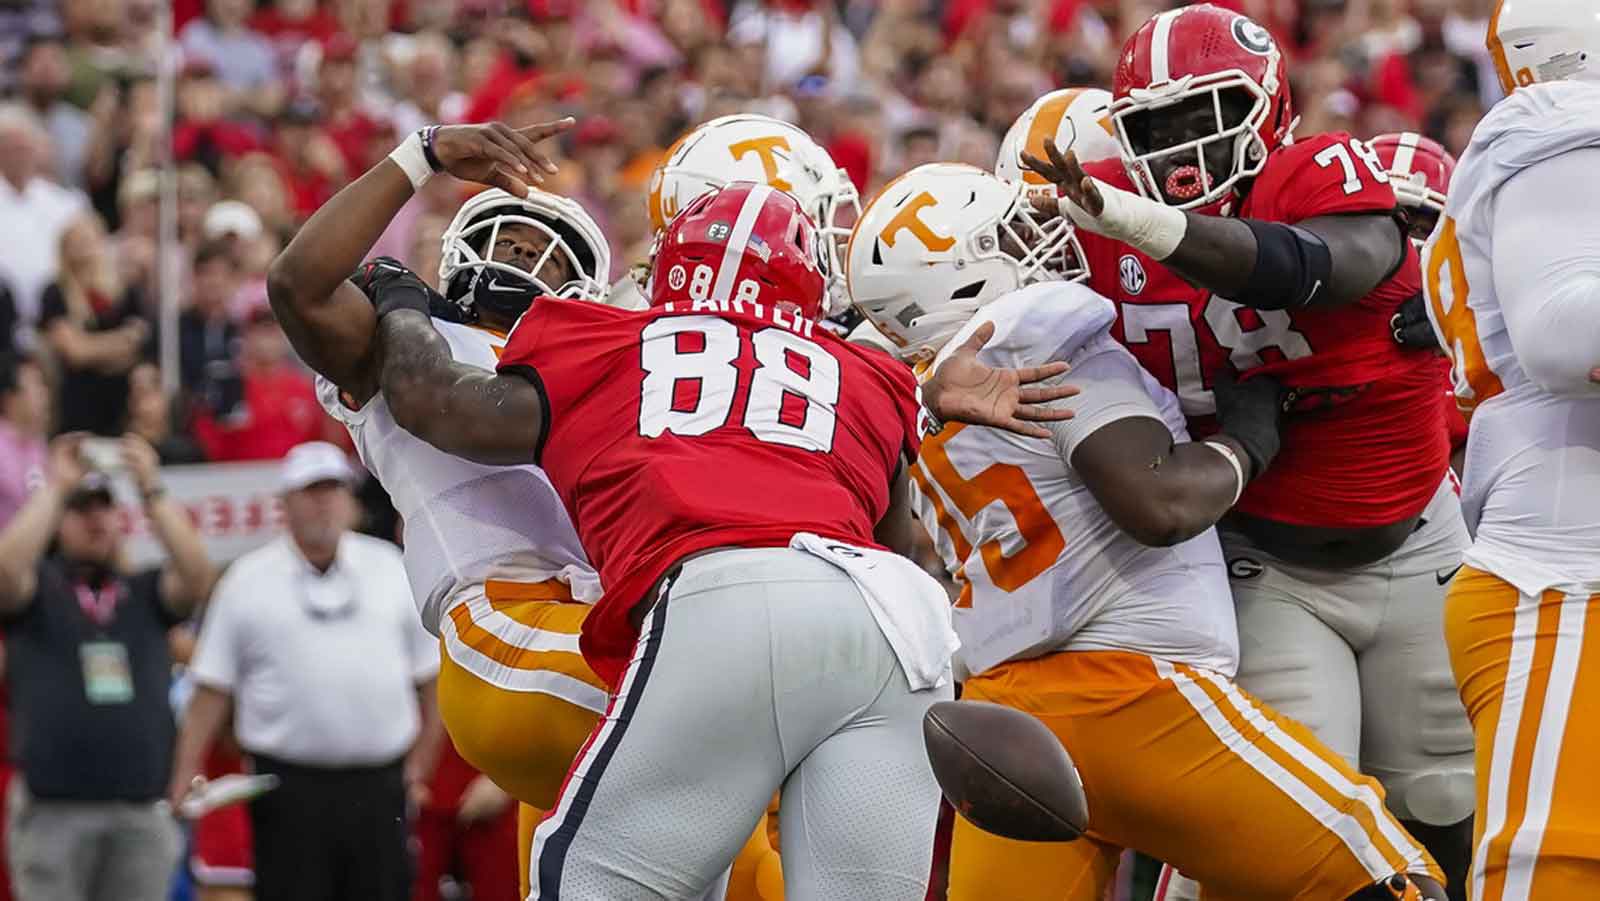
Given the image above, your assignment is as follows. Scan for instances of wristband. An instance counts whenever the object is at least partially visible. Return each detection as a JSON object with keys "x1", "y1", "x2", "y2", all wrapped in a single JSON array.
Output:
[
  {"x1": 1202, "y1": 440, "x2": 1245, "y2": 506},
  {"x1": 388, "y1": 129, "x2": 436, "y2": 190},
  {"x1": 1058, "y1": 179, "x2": 1188, "y2": 261}
]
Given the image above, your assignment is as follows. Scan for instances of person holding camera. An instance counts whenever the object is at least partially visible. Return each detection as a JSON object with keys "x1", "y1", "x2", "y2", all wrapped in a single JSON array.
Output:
[{"x1": 0, "y1": 432, "x2": 215, "y2": 901}]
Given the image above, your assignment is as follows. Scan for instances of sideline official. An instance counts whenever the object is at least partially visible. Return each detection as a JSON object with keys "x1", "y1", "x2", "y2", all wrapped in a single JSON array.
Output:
[{"x1": 170, "y1": 441, "x2": 439, "y2": 901}]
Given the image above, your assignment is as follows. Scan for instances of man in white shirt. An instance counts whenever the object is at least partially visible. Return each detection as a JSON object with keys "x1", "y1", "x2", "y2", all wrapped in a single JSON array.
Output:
[
  {"x1": 0, "y1": 103, "x2": 85, "y2": 330},
  {"x1": 169, "y1": 442, "x2": 440, "y2": 901}
]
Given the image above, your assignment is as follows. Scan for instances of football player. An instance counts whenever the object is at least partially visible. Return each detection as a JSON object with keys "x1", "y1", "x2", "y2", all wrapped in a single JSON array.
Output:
[
  {"x1": 1424, "y1": 2, "x2": 1600, "y2": 897},
  {"x1": 259, "y1": 120, "x2": 757, "y2": 901},
  {"x1": 1370, "y1": 132, "x2": 1469, "y2": 473},
  {"x1": 606, "y1": 112, "x2": 860, "y2": 316},
  {"x1": 849, "y1": 162, "x2": 1445, "y2": 901},
  {"x1": 1022, "y1": 5, "x2": 1476, "y2": 891},
  {"x1": 358, "y1": 180, "x2": 1081, "y2": 899}
]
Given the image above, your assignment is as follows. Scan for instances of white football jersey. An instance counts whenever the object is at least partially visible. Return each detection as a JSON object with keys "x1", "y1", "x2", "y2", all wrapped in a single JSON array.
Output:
[
  {"x1": 316, "y1": 320, "x2": 599, "y2": 632},
  {"x1": 1422, "y1": 80, "x2": 1600, "y2": 595},
  {"x1": 911, "y1": 282, "x2": 1240, "y2": 678}
]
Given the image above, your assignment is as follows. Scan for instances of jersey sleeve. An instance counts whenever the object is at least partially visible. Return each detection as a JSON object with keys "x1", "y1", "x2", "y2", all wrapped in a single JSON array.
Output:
[
  {"x1": 1047, "y1": 341, "x2": 1167, "y2": 463},
  {"x1": 1252, "y1": 133, "x2": 1401, "y2": 222}
]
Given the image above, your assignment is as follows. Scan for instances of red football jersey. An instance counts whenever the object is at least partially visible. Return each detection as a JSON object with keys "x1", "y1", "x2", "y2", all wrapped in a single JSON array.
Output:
[
  {"x1": 1079, "y1": 132, "x2": 1449, "y2": 528},
  {"x1": 498, "y1": 297, "x2": 923, "y2": 687}
]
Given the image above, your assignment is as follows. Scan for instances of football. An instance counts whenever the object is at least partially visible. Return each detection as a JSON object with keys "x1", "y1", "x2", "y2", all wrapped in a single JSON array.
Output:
[{"x1": 923, "y1": 700, "x2": 1089, "y2": 843}]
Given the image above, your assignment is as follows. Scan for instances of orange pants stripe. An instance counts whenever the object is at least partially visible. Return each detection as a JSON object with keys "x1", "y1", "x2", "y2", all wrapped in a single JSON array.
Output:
[
  {"x1": 947, "y1": 650, "x2": 1438, "y2": 901},
  {"x1": 439, "y1": 582, "x2": 783, "y2": 900},
  {"x1": 1446, "y1": 566, "x2": 1600, "y2": 901}
]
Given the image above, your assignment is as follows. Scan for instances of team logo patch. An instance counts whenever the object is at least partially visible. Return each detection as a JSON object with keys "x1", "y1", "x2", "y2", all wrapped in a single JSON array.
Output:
[
  {"x1": 1118, "y1": 255, "x2": 1147, "y2": 295},
  {"x1": 1231, "y1": 16, "x2": 1275, "y2": 56},
  {"x1": 1228, "y1": 557, "x2": 1264, "y2": 580},
  {"x1": 667, "y1": 264, "x2": 687, "y2": 291},
  {"x1": 706, "y1": 221, "x2": 732, "y2": 242}
]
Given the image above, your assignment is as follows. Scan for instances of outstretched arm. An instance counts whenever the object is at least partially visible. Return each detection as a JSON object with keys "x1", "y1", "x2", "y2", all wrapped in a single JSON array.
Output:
[
  {"x1": 1024, "y1": 141, "x2": 1405, "y2": 310},
  {"x1": 267, "y1": 120, "x2": 573, "y2": 403},
  {"x1": 374, "y1": 309, "x2": 545, "y2": 465},
  {"x1": 1048, "y1": 352, "x2": 1286, "y2": 547}
]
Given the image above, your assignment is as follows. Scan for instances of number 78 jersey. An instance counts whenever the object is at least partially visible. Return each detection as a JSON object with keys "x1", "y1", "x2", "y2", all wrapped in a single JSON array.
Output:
[
  {"x1": 1077, "y1": 132, "x2": 1448, "y2": 529},
  {"x1": 496, "y1": 297, "x2": 923, "y2": 687}
]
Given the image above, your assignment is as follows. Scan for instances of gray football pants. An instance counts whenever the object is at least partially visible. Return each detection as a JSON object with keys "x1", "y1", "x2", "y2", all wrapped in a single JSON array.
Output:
[
  {"x1": 527, "y1": 547, "x2": 950, "y2": 901},
  {"x1": 1224, "y1": 477, "x2": 1476, "y2": 825}
]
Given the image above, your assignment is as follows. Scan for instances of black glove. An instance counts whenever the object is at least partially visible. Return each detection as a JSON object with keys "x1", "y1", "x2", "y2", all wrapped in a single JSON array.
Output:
[
  {"x1": 351, "y1": 257, "x2": 437, "y2": 320},
  {"x1": 1390, "y1": 292, "x2": 1440, "y2": 351},
  {"x1": 1212, "y1": 369, "x2": 1289, "y2": 479}
]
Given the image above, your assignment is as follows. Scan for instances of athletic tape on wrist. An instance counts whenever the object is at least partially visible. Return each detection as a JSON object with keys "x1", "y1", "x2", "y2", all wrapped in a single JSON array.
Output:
[
  {"x1": 1202, "y1": 440, "x2": 1245, "y2": 506},
  {"x1": 388, "y1": 130, "x2": 434, "y2": 190},
  {"x1": 1058, "y1": 179, "x2": 1187, "y2": 261}
]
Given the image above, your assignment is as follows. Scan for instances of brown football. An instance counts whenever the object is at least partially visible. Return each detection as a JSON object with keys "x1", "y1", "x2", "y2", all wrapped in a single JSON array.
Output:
[{"x1": 922, "y1": 700, "x2": 1088, "y2": 843}]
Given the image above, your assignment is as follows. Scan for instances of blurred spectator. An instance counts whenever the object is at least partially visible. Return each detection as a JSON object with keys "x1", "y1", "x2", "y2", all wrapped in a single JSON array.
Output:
[
  {"x1": 173, "y1": 61, "x2": 264, "y2": 178},
  {"x1": 125, "y1": 363, "x2": 205, "y2": 465},
  {"x1": 16, "y1": 34, "x2": 92, "y2": 190},
  {"x1": 314, "y1": 35, "x2": 391, "y2": 176},
  {"x1": 272, "y1": 100, "x2": 346, "y2": 219},
  {"x1": 0, "y1": 353, "x2": 49, "y2": 528},
  {"x1": 37, "y1": 213, "x2": 151, "y2": 436},
  {"x1": 83, "y1": 75, "x2": 162, "y2": 230},
  {"x1": 412, "y1": 742, "x2": 518, "y2": 901},
  {"x1": 178, "y1": 0, "x2": 283, "y2": 119},
  {"x1": 0, "y1": 286, "x2": 16, "y2": 357},
  {"x1": 189, "y1": 307, "x2": 335, "y2": 462},
  {"x1": 388, "y1": 33, "x2": 467, "y2": 136},
  {"x1": 170, "y1": 441, "x2": 439, "y2": 901},
  {"x1": 178, "y1": 239, "x2": 241, "y2": 416},
  {"x1": 0, "y1": 104, "x2": 87, "y2": 331},
  {"x1": 0, "y1": 432, "x2": 214, "y2": 901}
]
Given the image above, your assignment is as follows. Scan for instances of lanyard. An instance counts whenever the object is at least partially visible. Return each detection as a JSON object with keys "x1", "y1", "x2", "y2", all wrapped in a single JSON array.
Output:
[{"x1": 75, "y1": 580, "x2": 124, "y2": 628}]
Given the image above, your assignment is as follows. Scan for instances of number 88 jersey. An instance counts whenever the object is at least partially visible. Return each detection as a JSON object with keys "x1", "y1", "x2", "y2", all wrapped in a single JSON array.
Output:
[
  {"x1": 496, "y1": 297, "x2": 922, "y2": 687},
  {"x1": 1077, "y1": 132, "x2": 1449, "y2": 529}
]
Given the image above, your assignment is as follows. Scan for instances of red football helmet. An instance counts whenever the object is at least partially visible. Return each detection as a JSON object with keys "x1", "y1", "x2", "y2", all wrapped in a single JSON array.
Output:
[
  {"x1": 1112, "y1": 4, "x2": 1295, "y2": 211},
  {"x1": 1369, "y1": 132, "x2": 1455, "y2": 244},
  {"x1": 648, "y1": 181, "x2": 828, "y2": 321}
]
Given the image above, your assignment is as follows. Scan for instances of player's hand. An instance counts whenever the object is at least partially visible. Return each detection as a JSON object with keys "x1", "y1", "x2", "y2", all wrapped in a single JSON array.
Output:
[
  {"x1": 352, "y1": 257, "x2": 436, "y2": 320},
  {"x1": 1390, "y1": 293, "x2": 1440, "y2": 351},
  {"x1": 922, "y1": 321, "x2": 1078, "y2": 440},
  {"x1": 1212, "y1": 369, "x2": 1289, "y2": 479},
  {"x1": 1021, "y1": 139, "x2": 1105, "y2": 219},
  {"x1": 431, "y1": 119, "x2": 575, "y2": 197}
]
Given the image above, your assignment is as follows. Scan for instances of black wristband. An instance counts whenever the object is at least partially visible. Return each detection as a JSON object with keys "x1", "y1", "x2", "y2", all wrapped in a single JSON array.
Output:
[{"x1": 419, "y1": 126, "x2": 444, "y2": 173}]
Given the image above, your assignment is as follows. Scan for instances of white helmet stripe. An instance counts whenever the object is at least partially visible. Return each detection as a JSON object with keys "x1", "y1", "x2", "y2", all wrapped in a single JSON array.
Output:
[
  {"x1": 711, "y1": 184, "x2": 774, "y2": 303},
  {"x1": 1150, "y1": 9, "x2": 1184, "y2": 84},
  {"x1": 1391, "y1": 131, "x2": 1421, "y2": 175}
]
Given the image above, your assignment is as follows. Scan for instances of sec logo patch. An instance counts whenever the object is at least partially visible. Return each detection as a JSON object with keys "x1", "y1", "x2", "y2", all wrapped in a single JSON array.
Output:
[
  {"x1": 667, "y1": 264, "x2": 687, "y2": 290},
  {"x1": 1118, "y1": 255, "x2": 1147, "y2": 295}
]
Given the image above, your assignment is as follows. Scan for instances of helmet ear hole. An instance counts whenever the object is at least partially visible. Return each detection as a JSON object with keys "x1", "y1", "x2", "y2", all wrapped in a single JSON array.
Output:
[{"x1": 951, "y1": 280, "x2": 986, "y2": 300}]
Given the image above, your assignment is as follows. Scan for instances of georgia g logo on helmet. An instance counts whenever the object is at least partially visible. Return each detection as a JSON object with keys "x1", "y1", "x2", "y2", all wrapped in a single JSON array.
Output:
[{"x1": 1231, "y1": 15, "x2": 1275, "y2": 55}]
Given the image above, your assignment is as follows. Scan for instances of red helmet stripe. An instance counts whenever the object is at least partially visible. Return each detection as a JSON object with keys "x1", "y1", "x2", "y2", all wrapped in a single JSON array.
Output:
[{"x1": 709, "y1": 183, "x2": 775, "y2": 303}]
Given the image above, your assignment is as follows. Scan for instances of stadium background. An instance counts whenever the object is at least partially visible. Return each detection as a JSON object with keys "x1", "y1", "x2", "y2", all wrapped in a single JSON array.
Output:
[{"x1": 0, "y1": 0, "x2": 1501, "y2": 898}]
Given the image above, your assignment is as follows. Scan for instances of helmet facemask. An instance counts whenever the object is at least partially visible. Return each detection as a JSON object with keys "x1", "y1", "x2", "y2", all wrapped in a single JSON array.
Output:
[
  {"x1": 1114, "y1": 78, "x2": 1272, "y2": 210},
  {"x1": 442, "y1": 206, "x2": 604, "y2": 322}
]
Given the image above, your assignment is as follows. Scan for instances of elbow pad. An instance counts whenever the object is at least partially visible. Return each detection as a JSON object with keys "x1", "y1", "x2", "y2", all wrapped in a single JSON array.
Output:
[{"x1": 1237, "y1": 220, "x2": 1332, "y2": 311}]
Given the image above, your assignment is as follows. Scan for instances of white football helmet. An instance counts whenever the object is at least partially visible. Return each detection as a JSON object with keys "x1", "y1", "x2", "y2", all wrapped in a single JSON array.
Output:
[
  {"x1": 1487, "y1": 0, "x2": 1600, "y2": 93},
  {"x1": 996, "y1": 87, "x2": 1122, "y2": 188},
  {"x1": 846, "y1": 163, "x2": 1085, "y2": 363},
  {"x1": 439, "y1": 188, "x2": 611, "y2": 321},
  {"x1": 647, "y1": 113, "x2": 860, "y2": 314}
]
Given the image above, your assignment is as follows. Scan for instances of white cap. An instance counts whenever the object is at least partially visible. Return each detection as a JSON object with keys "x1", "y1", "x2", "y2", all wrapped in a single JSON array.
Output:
[
  {"x1": 203, "y1": 200, "x2": 264, "y2": 241},
  {"x1": 279, "y1": 441, "x2": 355, "y2": 493}
]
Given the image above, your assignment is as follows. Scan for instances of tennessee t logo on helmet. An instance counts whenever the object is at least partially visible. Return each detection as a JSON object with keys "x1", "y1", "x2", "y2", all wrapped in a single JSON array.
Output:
[{"x1": 880, "y1": 193, "x2": 956, "y2": 252}]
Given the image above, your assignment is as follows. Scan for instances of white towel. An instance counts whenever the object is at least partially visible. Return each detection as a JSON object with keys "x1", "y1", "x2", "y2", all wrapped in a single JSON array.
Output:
[{"x1": 788, "y1": 532, "x2": 960, "y2": 692}]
